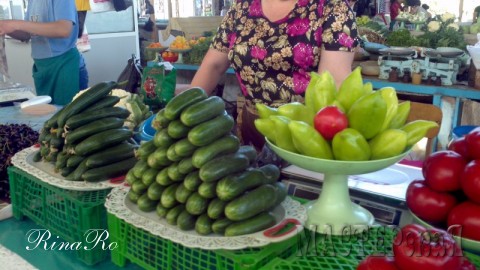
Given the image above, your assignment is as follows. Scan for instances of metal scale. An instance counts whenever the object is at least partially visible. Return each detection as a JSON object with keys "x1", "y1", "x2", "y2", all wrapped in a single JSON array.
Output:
[{"x1": 378, "y1": 47, "x2": 464, "y2": 86}]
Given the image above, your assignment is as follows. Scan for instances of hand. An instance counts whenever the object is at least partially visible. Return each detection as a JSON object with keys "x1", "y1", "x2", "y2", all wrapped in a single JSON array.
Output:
[{"x1": 0, "y1": 20, "x2": 17, "y2": 36}]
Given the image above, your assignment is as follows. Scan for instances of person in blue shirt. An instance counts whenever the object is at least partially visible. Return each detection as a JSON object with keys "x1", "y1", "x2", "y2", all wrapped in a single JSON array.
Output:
[{"x1": 0, "y1": 1, "x2": 85, "y2": 105}]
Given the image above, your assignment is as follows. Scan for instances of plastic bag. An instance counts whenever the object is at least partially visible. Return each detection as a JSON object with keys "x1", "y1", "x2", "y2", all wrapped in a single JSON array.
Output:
[
  {"x1": 140, "y1": 63, "x2": 176, "y2": 109},
  {"x1": 117, "y1": 54, "x2": 143, "y2": 93}
]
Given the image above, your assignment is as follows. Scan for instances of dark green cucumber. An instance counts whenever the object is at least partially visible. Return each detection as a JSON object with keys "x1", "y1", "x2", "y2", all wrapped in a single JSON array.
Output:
[
  {"x1": 83, "y1": 95, "x2": 121, "y2": 112},
  {"x1": 174, "y1": 138, "x2": 198, "y2": 158},
  {"x1": 185, "y1": 192, "x2": 209, "y2": 215},
  {"x1": 166, "y1": 144, "x2": 183, "y2": 162},
  {"x1": 131, "y1": 180, "x2": 148, "y2": 194},
  {"x1": 137, "y1": 193, "x2": 157, "y2": 212},
  {"x1": 152, "y1": 108, "x2": 170, "y2": 130},
  {"x1": 125, "y1": 169, "x2": 139, "y2": 185},
  {"x1": 216, "y1": 164, "x2": 280, "y2": 201},
  {"x1": 272, "y1": 182, "x2": 288, "y2": 206},
  {"x1": 212, "y1": 218, "x2": 234, "y2": 235},
  {"x1": 33, "y1": 151, "x2": 43, "y2": 162},
  {"x1": 161, "y1": 183, "x2": 180, "y2": 208},
  {"x1": 156, "y1": 167, "x2": 174, "y2": 186},
  {"x1": 237, "y1": 145, "x2": 258, "y2": 164},
  {"x1": 167, "y1": 163, "x2": 185, "y2": 182},
  {"x1": 166, "y1": 205, "x2": 185, "y2": 225},
  {"x1": 164, "y1": 87, "x2": 208, "y2": 120},
  {"x1": 180, "y1": 96, "x2": 226, "y2": 127},
  {"x1": 128, "y1": 189, "x2": 141, "y2": 204},
  {"x1": 148, "y1": 182, "x2": 166, "y2": 201},
  {"x1": 74, "y1": 128, "x2": 133, "y2": 156},
  {"x1": 175, "y1": 183, "x2": 193, "y2": 204},
  {"x1": 85, "y1": 143, "x2": 136, "y2": 168},
  {"x1": 132, "y1": 159, "x2": 148, "y2": 178},
  {"x1": 153, "y1": 128, "x2": 175, "y2": 148},
  {"x1": 199, "y1": 152, "x2": 250, "y2": 182},
  {"x1": 57, "y1": 81, "x2": 117, "y2": 128},
  {"x1": 54, "y1": 152, "x2": 69, "y2": 170},
  {"x1": 136, "y1": 140, "x2": 157, "y2": 161},
  {"x1": 207, "y1": 198, "x2": 227, "y2": 220},
  {"x1": 147, "y1": 147, "x2": 171, "y2": 169},
  {"x1": 225, "y1": 184, "x2": 278, "y2": 221},
  {"x1": 187, "y1": 112, "x2": 234, "y2": 146},
  {"x1": 183, "y1": 170, "x2": 201, "y2": 191},
  {"x1": 177, "y1": 209, "x2": 197, "y2": 231},
  {"x1": 195, "y1": 214, "x2": 214, "y2": 235},
  {"x1": 198, "y1": 182, "x2": 217, "y2": 199},
  {"x1": 224, "y1": 212, "x2": 276, "y2": 236},
  {"x1": 60, "y1": 166, "x2": 75, "y2": 177},
  {"x1": 156, "y1": 202, "x2": 169, "y2": 218},
  {"x1": 82, "y1": 157, "x2": 137, "y2": 182},
  {"x1": 65, "y1": 106, "x2": 130, "y2": 130},
  {"x1": 65, "y1": 117, "x2": 124, "y2": 145},
  {"x1": 66, "y1": 159, "x2": 89, "y2": 181},
  {"x1": 141, "y1": 167, "x2": 159, "y2": 186},
  {"x1": 44, "y1": 106, "x2": 66, "y2": 129},
  {"x1": 167, "y1": 119, "x2": 191, "y2": 139},
  {"x1": 177, "y1": 157, "x2": 195, "y2": 175},
  {"x1": 191, "y1": 134, "x2": 240, "y2": 168}
]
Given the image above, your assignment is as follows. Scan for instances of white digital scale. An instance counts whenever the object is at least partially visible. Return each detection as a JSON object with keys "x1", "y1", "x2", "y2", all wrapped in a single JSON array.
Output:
[{"x1": 281, "y1": 163, "x2": 423, "y2": 227}]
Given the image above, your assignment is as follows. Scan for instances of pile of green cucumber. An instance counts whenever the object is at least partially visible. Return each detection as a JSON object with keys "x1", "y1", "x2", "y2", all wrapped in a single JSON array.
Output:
[
  {"x1": 34, "y1": 81, "x2": 138, "y2": 182},
  {"x1": 127, "y1": 87, "x2": 287, "y2": 237}
]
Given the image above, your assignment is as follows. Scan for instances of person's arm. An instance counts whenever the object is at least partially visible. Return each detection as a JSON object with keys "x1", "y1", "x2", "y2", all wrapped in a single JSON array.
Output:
[
  {"x1": 177, "y1": 48, "x2": 230, "y2": 95},
  {"x1": 318, "y1": 50, "x2": 354, "y2": 88},
  {"x1": 0, "y1": 19, "x2": 73, "y2": 40}
]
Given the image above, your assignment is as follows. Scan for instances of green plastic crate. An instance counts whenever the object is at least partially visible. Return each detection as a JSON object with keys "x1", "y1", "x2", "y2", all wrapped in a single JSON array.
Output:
[
  {"x1": 7, "y1": 166, "x2": 111, "y2": 265},
  {"x1": 107, "y1": 212, "x2": 300, "y2": 270},
  {"x1": 260, "y1": 227, "x2": 480, "y2": 270}
]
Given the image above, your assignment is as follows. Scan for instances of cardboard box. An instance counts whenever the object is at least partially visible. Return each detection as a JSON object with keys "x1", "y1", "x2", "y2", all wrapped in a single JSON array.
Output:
[{"x1": 162, "y1": 16, "x2": 224, "y2": 41}]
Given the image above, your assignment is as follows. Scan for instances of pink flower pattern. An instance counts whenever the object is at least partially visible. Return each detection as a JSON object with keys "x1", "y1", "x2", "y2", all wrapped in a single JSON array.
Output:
[{"x1": 210, "y1": 0, "x2": 358, "y2": 105}]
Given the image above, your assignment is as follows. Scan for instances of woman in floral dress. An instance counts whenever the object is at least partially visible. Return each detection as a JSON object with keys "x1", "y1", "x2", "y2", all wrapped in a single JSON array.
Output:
[{"x1": 182, "y1": 0, "x2": 358, "y2": 150}]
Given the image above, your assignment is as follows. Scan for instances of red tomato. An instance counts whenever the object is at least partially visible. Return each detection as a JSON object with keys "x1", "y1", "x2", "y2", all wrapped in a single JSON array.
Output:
[
  {"x1": 447, "y1": 136, "x2": 470, "y2": 161},
  {"x1": 356, "y1": 255, "x2": 398, "y2": 270},
  {"x1": 461, "y1": 160, "x2": 480, "y2": 204},
  {"x1": 460, "y1": 258, "x2": 477, "y2": 270},
  {"x1": 465, "y1": 127, "x2": 480, "y2": 160},
  {"x1": 406, "y1": 180, "x2": 457, "y2": 223},
  {"x1": 393, "y1": 224, "x2": 462, "y2": 270},
  {"x1": 313, "y1": 106, "x2": 348, "y2": 140},
  {"x1": 422, "y1": 150, "x2": 467, "y2": 192},
  {"x1": 447, "y1": 201, "x2": 480, "y2": 242}
]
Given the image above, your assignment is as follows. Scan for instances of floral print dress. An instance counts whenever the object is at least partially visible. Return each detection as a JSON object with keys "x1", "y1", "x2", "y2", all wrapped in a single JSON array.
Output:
[{"x1": 211, "y1": 0, "x2": 358, "y2": 106}]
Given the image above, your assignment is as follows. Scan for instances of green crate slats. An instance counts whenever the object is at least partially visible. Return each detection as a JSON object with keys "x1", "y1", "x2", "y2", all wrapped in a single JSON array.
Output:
[
  {"x1": 107, "y1": 212, "x2": 299, "y2": 270},
  {"x1": 7, "y1": 166, "x2": 111, "y2": 265},
  {"x1": 260, "y1": 226, "x2": 480, "y2": 270}
]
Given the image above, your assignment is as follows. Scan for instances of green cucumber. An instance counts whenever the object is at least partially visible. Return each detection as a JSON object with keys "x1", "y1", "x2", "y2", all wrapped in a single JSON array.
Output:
[
  {"x1": 177, "y1": 209, "x2": 197, "y2": 231},
  {"x1": 207, "y1": 198, "x2": 227, "y2": 220},
  {"x1": 174, "y1": 138, "x2": 198, "y2": 158},
  {"x1": 195, "y1": 214, "x2": 214, "y2": 235},
  {"x1": 156, "y1": 167, "x2": 174, "y2": 186},
  {"x1": 152, "y1": 108, "x2": 170, "y2": 130},
  {"x1": 198, "y1": 182, "x2": 217, "y2": 199},
  {"x1": 183, "y1": 170, "x2": 202, "y2": 191},
  {"x1": 83, "y1": 95, "x2": 121, "y2": 112},
  {"x1": 216, "y1": 164, "x2": 280, "y2": 201},
  {"x1": 82, "y1": 157, "x2": 137, "y2": 182},
  {"x1": 128, "y1": 189, "x2": 141, "y2": 204},
  {"x1": 212, "y1": 218, "x2": 234, "y2": 235},
  {"x1": 60, "y1": 166, "x2": 75, "y2": 177},
  {"x1": 141, "y1": 167, "x2": 159, "y2": 186},
  {"x1": 161, "y1": 183, "x2": 180, "y2": 208},
  {"x1": 64, "y1": 118, "x2": 124, "y2": 145},
  {"x1": 58, "y1": 81, "x2": 117, "y2": 128},
  {"x1": 225, "y1": 184, "x2": 278, "y2": 221},
  {"x1": 131, "y1": 180, "x2": 148, "y2": 194},
  {"x1": 167, "y1": 163, "x2": 185, "y2": 182},
  {"x1": 66, "y1": 159, "x2": 89, "y2": 181},
  {"x1": 180, "y1": 96, "x2": 226, "y2": 127},
  {"x1": 125, "y1": 169, "x2": 139, "y2": 185},
  {"x1": 65, "y1": 106, "x2": 130, "y2": 130},
  {"x1": 224, "y1": 212, "x2": 276, "y2": 236},
  {"x1": 177, "y1": 157, "x2": 195, "y2": 175},
  {"x1": 166, "y1": 204, "x2": 185, "y2": 225},
  {"x1": 185, "y1": 192, "x2": 209, "y2": 215},
  {"x1": 237, "y1": 145, "x2": 258, "y2": 164},
  {"x1": 187, "y1": 112, "x2": 234, "y2": 146},
  {"x1": 66, "y1": 155, "x2": 85, "y2": 168},
  {"x1": 166, "y1": 144, "x2": 183, "y2": 162},
  {"x1": 148, "y1": 182, "x2": 166, "y2": 201},
  {"x1": 153, "y1": 128, "x2": 175, "y2": 148},
  {"x1": 164, "y1": 87, "x2": 208, "y2": 120},
  {"x1": 132, "y1": 160, "x2": 148, "y2": 178},
  {"x1": 137, "y1": 193, "x2": 158, "y2": 212},
  {"x1": 175, "y1": 183, "x2": 193, "y2": 204},
  {"x1": 167, "y1": 120, "x2": 191, "y2": 139},
  {"x1": 54, "y1": 152, "x2": 69, "y2": 170},
  {"x1": 156, "y1": 202, "x2": 169, "y2": 218},
  {"x1": 74, "y1": 128, "x2": 133, "y2": 156},
  {"x1": 148, "y1": 147, "x2": 171, "y2": 169},
  {"x1": 199, "y1": 152, "x2": 250, "y2": 182},
  {"x1": 191, "y1": 134, "x2": 240, "y2": 168},
  {"x1": 136, "y1": 140, "x2": 157, "y2": 161},
  {"x1": 85, "y1": 143, "x2": 136, "y2": 168},
  {"x1": 33, "y1": 151, "x2": 43, "y2": 163}
]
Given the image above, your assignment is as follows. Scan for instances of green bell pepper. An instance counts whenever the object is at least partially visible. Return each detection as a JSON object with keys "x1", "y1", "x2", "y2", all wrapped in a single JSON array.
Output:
[
  {"x1": 304, "y1": 71, "x2": 336, "y2": 115},
  {"x1": 389, "y1": 101, "x2": 411, "y2": 129},
  {"x1": 336, "y1": 67, "x2": 365, "y2": 112},
  {"x1": 347, "y1": 91, "x2": 387, "y2": 140},
  {"x1": 288, "y1": 120, "x2": 333, "y2": 159},
  {"x1": 254, "y1": 118, "x2": 277, "y2": 144},
  {"x1": 332, "y1": 128, "x2": 371, "y2": 161},
  {"x1": 277, "y1": 102, "x2": 314, "y2": 125},
  {"x1": 255, "y1": 103, "x2": 278, "y2": 119},
  {"x1": 379, "y1": 87, "x2": 399, "y2": 131},
  {"x1": 270, "y1": 115, "x2": 298, "y2": 153},
  {"x1": 369, "y1": 129, "x2": 407, "y2": 160},
  {"x1": 401, "y1": 120, "x2": 439, "y2": 147}
]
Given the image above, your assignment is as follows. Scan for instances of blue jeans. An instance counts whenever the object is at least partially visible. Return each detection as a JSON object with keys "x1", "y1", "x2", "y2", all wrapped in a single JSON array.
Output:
[{"x1": 79, "y1": 54, "x2": 89, "y2": 90}]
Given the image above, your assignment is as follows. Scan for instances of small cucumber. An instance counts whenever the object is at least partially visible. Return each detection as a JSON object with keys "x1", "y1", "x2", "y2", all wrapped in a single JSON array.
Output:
[
  {"x1": 166, "y1": 204, "x2": 185, "y2": 225},
  {"x1": 225, "y1": 184, "x2": 278, "y2": 221},
  {"x1": 136, "y1": 140, "x2": 157, "y2": 161},
  {"x1": 141, "y1": 167, "x2": 159, "y2": 186},
  {"x1": 167, "y1": 120, "x2": 191, "y2": 139},
  {"x1": 128, "y1": 189, "x2": 141, "y2": 204},
  {"x1": 199, "y1": 152, "x2": 250, "y2": 182},
  {"x1": 175, "y1": 183, "x2": 193, "y2": 204},
  {"x1": 195, "y1": 214, "x2": 214, "y2": 235},
  {"x1": 166, "y1": 144, "x2": 183, "y2": 162},
  {"x1": 167, "y1": 163, "x2": 185, "y2": 182},
  {"x1": 164, "y1": 87, "x2": 208, "y2": 120},
  {"x1": 198, "y1": 182, "x2": 217, "y2": 199},
  {"x1": 180, "y1": 96, "x2": 226, "y2": 127},
  {"x1": 148, "y1": 147, "x2": 172, "y2": 169},
  {"x1": 207, "y1": 198, "x2": 227, "y2": 220},
  {"x1": 125, "y1": 169, "x2": 139, "y2": 185},
  {"x1": 156, "y1": 167, "x2": 174, "y2": 186},
  {"x1": 183, "y1": 170, "x2": 202, "y2": 191},
  {"x1": 156, "y1": 202, "x2": 169, "y2": 218},
  {"x1": 161, "y1": 183, "x2": 180, "y2": 208},
  {"x1": 191, "y1": 134, "x2": 240, "y2": 168},
  {"x1": 174, "y1": 138, "x2": 198, "y2": 158},
  {"x1": 185, "y1": 192, "x2": 209, "y2": 215},
  {"x1": 187, "y1": 112, "x2": 234, "y2": 146},
  {"x1": 177, "y1": 157, "x2": 195, "y2": 175},
  {"x1": 152, "y1": 108, "x2": 170, "y2": 130},
  {"x1": 224, "y1": 212, "x2": 276, "y2": 236},
  {"x1": 153, "y1": 128, "x2": 175, "y2": 148},
  {"x1": 237, "y1": 145, "x2": 258, "y2": 164},
  {"x1": 148, "y1": 182, "x2": 166, "y2": 201},
  {"x1": 177, "y1": 209, "x2": 197, "y2": 231},
  {"x1": 131, "y1": 180, "x2": 148, "y2": 194},
  {"x1": 212, "y1": 218, "x2": 234, "y2": 235},
  {"x1": 132, "y1": 160, "x2": 149, "y2": 178},
  {"x1": 137, "y1": 193, "x2": 158, "y2": 212}
]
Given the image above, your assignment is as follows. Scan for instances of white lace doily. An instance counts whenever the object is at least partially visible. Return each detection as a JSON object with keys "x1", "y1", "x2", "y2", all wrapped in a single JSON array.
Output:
[
  {"x1": 105, "y1": 186, "x2": 308, "y2": 250},
  {"x1": 0, "y1": 244, "x2": 38, "y2": 270},
  {"x1": 11, "y1": 146, "x2": 123, "y2": 191}
]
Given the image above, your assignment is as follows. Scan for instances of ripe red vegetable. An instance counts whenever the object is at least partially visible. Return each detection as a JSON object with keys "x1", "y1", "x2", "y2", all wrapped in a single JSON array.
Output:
[
  {"x1": 356, "y1": 255, "x2": 398, "y2": 270},
  {"x1": 422, "y1": 150, "x2": 467, "y2": 192},
  {"x1": 448, "y1": 200, "x2": 480, "y2": 242},
  {"x1": 447, "y1": 136, "x2": 470, "y2": 161},
  {"x1": 465, "y1": 127, "x2": 480, "y2": 160},
  {"x1": 313, "y1": 106, "x2": 348, "y2": 140},
  {"x1": 461, "y1": 160, "x2": 480, "y2": 204}
]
